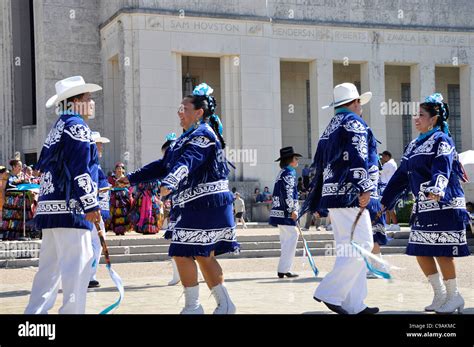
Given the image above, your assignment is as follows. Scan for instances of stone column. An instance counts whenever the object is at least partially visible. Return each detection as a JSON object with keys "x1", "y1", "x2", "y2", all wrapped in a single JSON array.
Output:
[
  {"x1": 220, "y1": 55, "x2": 242, "y2": 180},
  {"x1": 119, "y1": 14, "x2": 142, "y2": 170},
  {"x1": 460, "y1": 64, "x2": 474, "y2": 151},
  {"x1": 361, "y1": 61, "x2": 387, "y2": 148},
  {"x1": 309, "y1": 58, "x2": 333, "y2": 143},
  {"x1": 32, "y1": 0, "x2": 46, "y2": 156},
  {"x1": 270, "y1": 55, "x2": 282, "y2": 181},
  {"x1": 129, "y1": 15, "x2": 182, "y2": 168},
  {"x1": 239, "y1": 53, "x2": 280, "y2": 189},
  {"x1": 0, "y1": 0, "x2": 14, "y2": 164},
  {"x1": 410, "y1": 63, "x2": 435, "y2": 139}
]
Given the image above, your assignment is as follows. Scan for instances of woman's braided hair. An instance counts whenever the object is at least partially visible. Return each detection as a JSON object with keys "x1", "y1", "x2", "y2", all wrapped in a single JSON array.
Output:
[
  {"x1": 186, "y1": 93, "x2": 226, "y2": 149},
  {"x1": 420, "y1": 93, "x2": 451, "y2": 136}
]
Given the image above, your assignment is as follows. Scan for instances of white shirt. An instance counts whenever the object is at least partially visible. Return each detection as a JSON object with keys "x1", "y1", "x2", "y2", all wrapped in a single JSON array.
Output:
[
  {"x1": 234, "y1": 197, "x2": 245, "y2": 213},
  {"x1": 380, "y1": 158, "x2": 398, "y2": 184}
]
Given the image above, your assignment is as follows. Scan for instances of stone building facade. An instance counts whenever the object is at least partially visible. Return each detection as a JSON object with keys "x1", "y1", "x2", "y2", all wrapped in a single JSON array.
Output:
[{"x1": 1, "y1": 0, "x2": 474, "y2": 198}]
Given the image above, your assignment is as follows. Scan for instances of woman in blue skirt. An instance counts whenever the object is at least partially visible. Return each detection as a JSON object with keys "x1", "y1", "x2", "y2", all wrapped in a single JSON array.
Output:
[
  {"x1": 119, "y1": 83, "x2": 239, "y2": 314},
  {"x1": 381, "y1": 93, "x2": 470, "y2": 314}
]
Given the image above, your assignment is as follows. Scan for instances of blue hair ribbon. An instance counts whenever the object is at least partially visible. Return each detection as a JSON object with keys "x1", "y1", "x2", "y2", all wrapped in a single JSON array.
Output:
[
  {"x1": 193, "y1": 83, "x2": 213, "y2": 96},
  {"x1": 210, "y1": 114, "x2": 223, "y2": 135},
  {"x1": 165, "y1": 133, "x2": 177, "y2": 141}
]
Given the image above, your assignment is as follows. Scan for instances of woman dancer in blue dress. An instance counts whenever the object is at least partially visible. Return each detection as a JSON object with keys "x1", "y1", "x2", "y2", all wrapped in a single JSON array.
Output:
[
  {"x1": 381, "y1": 93, "x2": 470, "y2": 314},
  {"x1": 119, "y1": 83, "x2": 239, "y2": 314}
]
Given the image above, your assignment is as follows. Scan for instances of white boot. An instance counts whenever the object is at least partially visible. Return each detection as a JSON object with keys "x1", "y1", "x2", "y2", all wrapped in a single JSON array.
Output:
[
  {"x1": 211, "y1": 283, "x2": 236, "y2": 314},
  {"x1": 168, "y1": 259, "x2": 181, "y2": 286},
  {"x1": 180, "y1": 285, "x2": 204, "y2": 314},
  {"x1": 425, "y1": 273, "x2": 447, "y2": 311},
  {"x1": 436, "y1": 278, "x2": 464, "y2": 314}
]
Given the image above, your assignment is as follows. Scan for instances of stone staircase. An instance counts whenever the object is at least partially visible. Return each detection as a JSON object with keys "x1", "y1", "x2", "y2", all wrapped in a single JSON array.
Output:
[{"x1": 1, "y1": 227, "x2": 473, "y2": 268}]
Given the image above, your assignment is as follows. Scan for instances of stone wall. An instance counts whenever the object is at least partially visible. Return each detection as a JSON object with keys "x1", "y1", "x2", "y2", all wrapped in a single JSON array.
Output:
[
  {"x1": 270, "y1": 0, "x2": 474, "y2": 30},
  {"x1": 34, "y1": 0, "x2": 104, "y2": 162},
  {"x1": 0, "y1": 2, "x2": 6, "y2": 164}
]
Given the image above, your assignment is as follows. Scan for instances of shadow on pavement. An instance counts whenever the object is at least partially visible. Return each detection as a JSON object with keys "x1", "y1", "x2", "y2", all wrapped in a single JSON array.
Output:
[
  {"x1": 0, "y1": 290, "x2": 31, "y2": 298},
  {"x1": 257, "y1": 277, "x2": 322, "y2": 284}
]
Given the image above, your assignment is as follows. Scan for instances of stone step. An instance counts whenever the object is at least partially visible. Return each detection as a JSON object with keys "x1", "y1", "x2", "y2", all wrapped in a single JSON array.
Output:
[
  {"x1": 0, "y1": 228, "x2": 411, "y2": 248},
  {"x1": 105, "y1": 240, "x2": 337, "y2": 255},
  {"x1": 105, "y1": 232, "x2": 336, "y2": 246},
  {"x1": 101, "y1": 245, "x2": 429, "y2": 262},
  {"x1": 1, "y1": 236, "x2": 469, "y2": 256},
  {"x1": 99, "y1": 238, "x2": 412, "y2": 256},
  {"x1": 82, "y1": 246, "x2": 413, "y2": 263},
  {"x1": 391, "y1": 231, "x2": 411, "y2": 239},
  {"x1": 1, "y1": 234, "x2": 473, "y2": 268},
  {"x1": 238, "y1": 223, "x2": 275, "y2": 229},
  {"x1": 3, "y1": 245, "x2": 473, "y2": 268}
]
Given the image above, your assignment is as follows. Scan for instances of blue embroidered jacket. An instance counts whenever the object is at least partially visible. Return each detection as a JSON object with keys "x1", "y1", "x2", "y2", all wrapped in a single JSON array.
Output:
[
  {"x1": 269, "y1": 166, "x2": 299, "y2": 226},
  {"x1": 300, "y1": 110, "x2": 377, "y2": 217},
  {"x1": 380, "y1": 130, "x2": 469, "y2": 226},
  {"x1": 98, "y1": 166, "x2": 111, "y2": 220},
  {"x1": 34, "y1": 112, "x2": 99, "y2": 230},
  {"x1": 127, "y1": 123, "x2": 234, "y2": 210}
]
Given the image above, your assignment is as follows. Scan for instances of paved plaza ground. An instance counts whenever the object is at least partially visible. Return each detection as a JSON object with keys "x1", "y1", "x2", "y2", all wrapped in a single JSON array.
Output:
[{"x1": 1, "y1": 251, "x2": 472, "y2": 314}]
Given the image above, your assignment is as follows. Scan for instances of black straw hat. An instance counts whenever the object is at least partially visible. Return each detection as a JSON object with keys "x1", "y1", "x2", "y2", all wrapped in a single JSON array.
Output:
[{"x1": 275, "y1": 146, "x2": 303, "y2": 162}]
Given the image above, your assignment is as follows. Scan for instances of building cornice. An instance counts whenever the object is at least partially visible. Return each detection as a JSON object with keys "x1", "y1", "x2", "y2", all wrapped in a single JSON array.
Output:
[{"x1": 99, "y1": 7, "x2": 474, "y2": 33}]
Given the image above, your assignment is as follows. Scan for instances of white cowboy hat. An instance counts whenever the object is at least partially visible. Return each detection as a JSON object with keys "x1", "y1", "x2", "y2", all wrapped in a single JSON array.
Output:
[
  {"x1": 322, "y1": 82, "x2": 372, "y2": 109},
  {"x1": 46, "y1": 76, "x2": 102, "y2": 108},
  {"x1": 91, "y1": 131, "x2": 111, "y2": 144}
]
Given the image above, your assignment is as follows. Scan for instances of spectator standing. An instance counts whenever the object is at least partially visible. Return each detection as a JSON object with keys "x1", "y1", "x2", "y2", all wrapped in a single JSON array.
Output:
[
  {"x1": 379, "y1": 150, "x2": 399, "y2": 231},
  {"x1": 234, "y1": 192, "x2": 247, "y2": 229}
]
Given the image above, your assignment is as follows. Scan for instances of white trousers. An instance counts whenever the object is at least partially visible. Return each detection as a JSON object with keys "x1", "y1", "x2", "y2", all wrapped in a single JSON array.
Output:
[
  {"x1": 314, "y1": 208, "x2": 373, "y2": 314},
  {"x1": 90, "y1": 219, "x2": 105, "y2": 281},
  {"x1": 277, "y1": 225, "x2": 299, "y2": 273},
  {"x1": 24, "y1": 228, "x2": 94, "y2": 314}
]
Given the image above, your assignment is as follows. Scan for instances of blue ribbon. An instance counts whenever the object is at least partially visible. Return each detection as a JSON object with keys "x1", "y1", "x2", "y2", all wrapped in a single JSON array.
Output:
[
  {"x1": 424, "y1": 92, "x2": 443, "y2": 105},
  {"x1": 192, "y1": 83, "x2": 213, "y2": 96},
  {"x1": 112, "y1": 187, "x2": 128, "y2": 192},
  {"x1": 351, "y1": 241, "x2": 392, "y2": 280},
  {"x1": 303, "y1": 238, "x2": 319, "y2": 277},
  {"x1": 165, "y1": 133, "x2": 177, "y2": 141},
  {"x1": 16, "y1": 183, "x2": 40, "y2": 191},
  {"x1": 417, "y1": 126, "x2": 440, "y2": 142},
  {"x1": 99, "y1": 264, "x2": 125, "y2": 314},
  {"x1": 210, "y1": 114, "x2": 223, "y2": 135},
  {"x1": 442, "y1": 121, "x2": 450, "y2": 135}
]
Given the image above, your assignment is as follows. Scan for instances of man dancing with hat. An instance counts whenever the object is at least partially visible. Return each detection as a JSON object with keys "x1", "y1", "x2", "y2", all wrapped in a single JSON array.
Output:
[
  {"x1": 300, "y1": 83, "x2": 380, "y2": 314},
  {"x1": 25, "y1": 76, "x2": 102, "y2": 314}
]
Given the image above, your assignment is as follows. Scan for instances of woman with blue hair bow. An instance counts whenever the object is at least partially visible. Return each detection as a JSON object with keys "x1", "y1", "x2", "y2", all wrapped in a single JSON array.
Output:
[
  {"x1": 381, "y1": 93, "x2": 470, "y2": 314},
  {"x1": 119, "y1": 83, "x2": 239, "y2": 314}
]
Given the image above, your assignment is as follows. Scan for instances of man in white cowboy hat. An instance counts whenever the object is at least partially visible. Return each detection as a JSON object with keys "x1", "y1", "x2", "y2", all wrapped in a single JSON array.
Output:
[
  {"x1": 25, "y1": 76, "x2": 102, "y2": 314},
  {"x1": 300, "y1": 82, "x2": 380, "y2": 314},
  {"x1": 88, "y1": 131, "x2": 111, "y2": 289}
]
